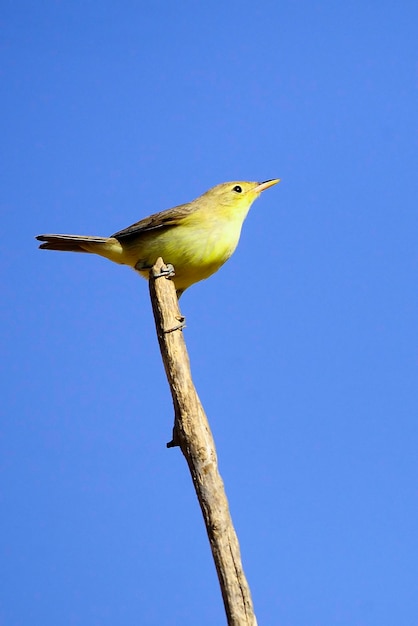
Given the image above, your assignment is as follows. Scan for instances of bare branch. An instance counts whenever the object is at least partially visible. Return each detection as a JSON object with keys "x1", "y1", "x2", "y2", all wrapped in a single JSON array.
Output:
[{"x1": 149, "y1": 258, "x2": 257, "y2": 626}]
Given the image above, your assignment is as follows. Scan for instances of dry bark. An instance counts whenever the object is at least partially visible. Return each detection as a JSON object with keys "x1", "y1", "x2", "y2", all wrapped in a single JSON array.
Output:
[{"x1": 149, "y1": 258, "x2": 257, "y2": 626}]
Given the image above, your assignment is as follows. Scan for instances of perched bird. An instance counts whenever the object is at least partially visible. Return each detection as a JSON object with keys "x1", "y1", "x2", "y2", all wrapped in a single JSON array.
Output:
[{"x1": 37, "y1": 179, "x2": 279, "y2": 297}]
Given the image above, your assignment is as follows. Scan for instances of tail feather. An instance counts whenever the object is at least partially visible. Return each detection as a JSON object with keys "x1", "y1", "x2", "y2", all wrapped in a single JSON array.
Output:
[{"x1": 36, "y1": 234, "x2": 109, "y2": 253}]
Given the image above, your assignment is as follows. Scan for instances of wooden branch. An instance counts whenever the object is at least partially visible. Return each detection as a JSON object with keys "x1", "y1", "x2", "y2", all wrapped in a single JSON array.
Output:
[{"x1": 149, "y1": 258, "x2": 257, "y2": 626}]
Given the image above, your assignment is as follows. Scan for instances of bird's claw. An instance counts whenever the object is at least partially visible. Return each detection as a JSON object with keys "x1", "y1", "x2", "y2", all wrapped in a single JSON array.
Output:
[{"x1": 152, "y1": 263, "x2": 175, "y2": 280}]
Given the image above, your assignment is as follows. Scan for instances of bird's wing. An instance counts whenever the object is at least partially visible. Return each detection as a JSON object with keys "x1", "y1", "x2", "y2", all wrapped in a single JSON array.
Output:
[{"x1": 112, "y1": 202, "x2": 194, "y2": 241}]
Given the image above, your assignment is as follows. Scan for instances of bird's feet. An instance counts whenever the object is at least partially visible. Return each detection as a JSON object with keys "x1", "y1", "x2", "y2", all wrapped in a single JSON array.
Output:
[{"x1": 151, "y1": 263, "x2": 175, "y2": 280}]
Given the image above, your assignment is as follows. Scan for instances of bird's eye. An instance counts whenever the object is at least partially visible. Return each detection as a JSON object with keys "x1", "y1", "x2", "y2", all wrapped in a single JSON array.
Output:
[{"x1": 232, "y1": 185, "x2": 242, "y2": 193}]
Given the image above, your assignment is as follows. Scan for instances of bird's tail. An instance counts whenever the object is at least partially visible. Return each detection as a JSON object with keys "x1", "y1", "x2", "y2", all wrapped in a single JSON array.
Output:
[{"x1": 36, "y1": 234, "x2": 112, "y2": 253}]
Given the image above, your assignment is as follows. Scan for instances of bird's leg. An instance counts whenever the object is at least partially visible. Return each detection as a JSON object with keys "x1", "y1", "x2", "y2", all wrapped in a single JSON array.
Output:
[
  {"x1": 150, "y1": 263, "x2": 176, "y2": 280},
  {"x1": 149, "y1": 262, "x2": 186, "y2": 332}
]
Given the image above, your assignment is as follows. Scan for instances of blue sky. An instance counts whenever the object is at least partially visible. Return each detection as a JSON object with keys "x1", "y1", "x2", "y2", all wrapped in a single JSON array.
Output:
[{"x1": 1, "y1": 2, "x2": 417, "y2": 624}]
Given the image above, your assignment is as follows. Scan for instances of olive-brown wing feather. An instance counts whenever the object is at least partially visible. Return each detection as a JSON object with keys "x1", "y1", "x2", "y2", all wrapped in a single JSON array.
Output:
[{"x1": 112, "y1": 203, "x2": 194, "y2": 241}]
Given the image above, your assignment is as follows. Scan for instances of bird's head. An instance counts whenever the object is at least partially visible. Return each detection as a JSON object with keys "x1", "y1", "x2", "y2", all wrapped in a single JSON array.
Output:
[{"x1": 198, "y1": 179, "x2": 280, "y2": 218}]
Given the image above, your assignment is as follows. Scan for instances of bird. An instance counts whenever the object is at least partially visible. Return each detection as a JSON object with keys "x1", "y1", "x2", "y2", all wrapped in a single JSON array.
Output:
[{"x1": 37, "y1": 179, "x2": 279, "y2": 297}]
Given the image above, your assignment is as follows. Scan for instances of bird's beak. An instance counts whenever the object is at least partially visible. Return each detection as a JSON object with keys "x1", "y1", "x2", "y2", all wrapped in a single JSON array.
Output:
[{"x1": 253, "y1": 179, "x2": 280, "y2": 193}]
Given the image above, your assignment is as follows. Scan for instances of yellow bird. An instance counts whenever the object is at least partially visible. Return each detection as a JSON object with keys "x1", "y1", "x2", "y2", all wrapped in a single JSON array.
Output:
[{"x1": 37, "y1": 179, "x2": 279, "y2": 297}]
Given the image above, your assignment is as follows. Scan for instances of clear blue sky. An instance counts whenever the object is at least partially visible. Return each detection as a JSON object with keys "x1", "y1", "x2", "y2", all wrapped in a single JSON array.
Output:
[{"x1": 2, "y1": 2, "x2": 417, "y2": 624}]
